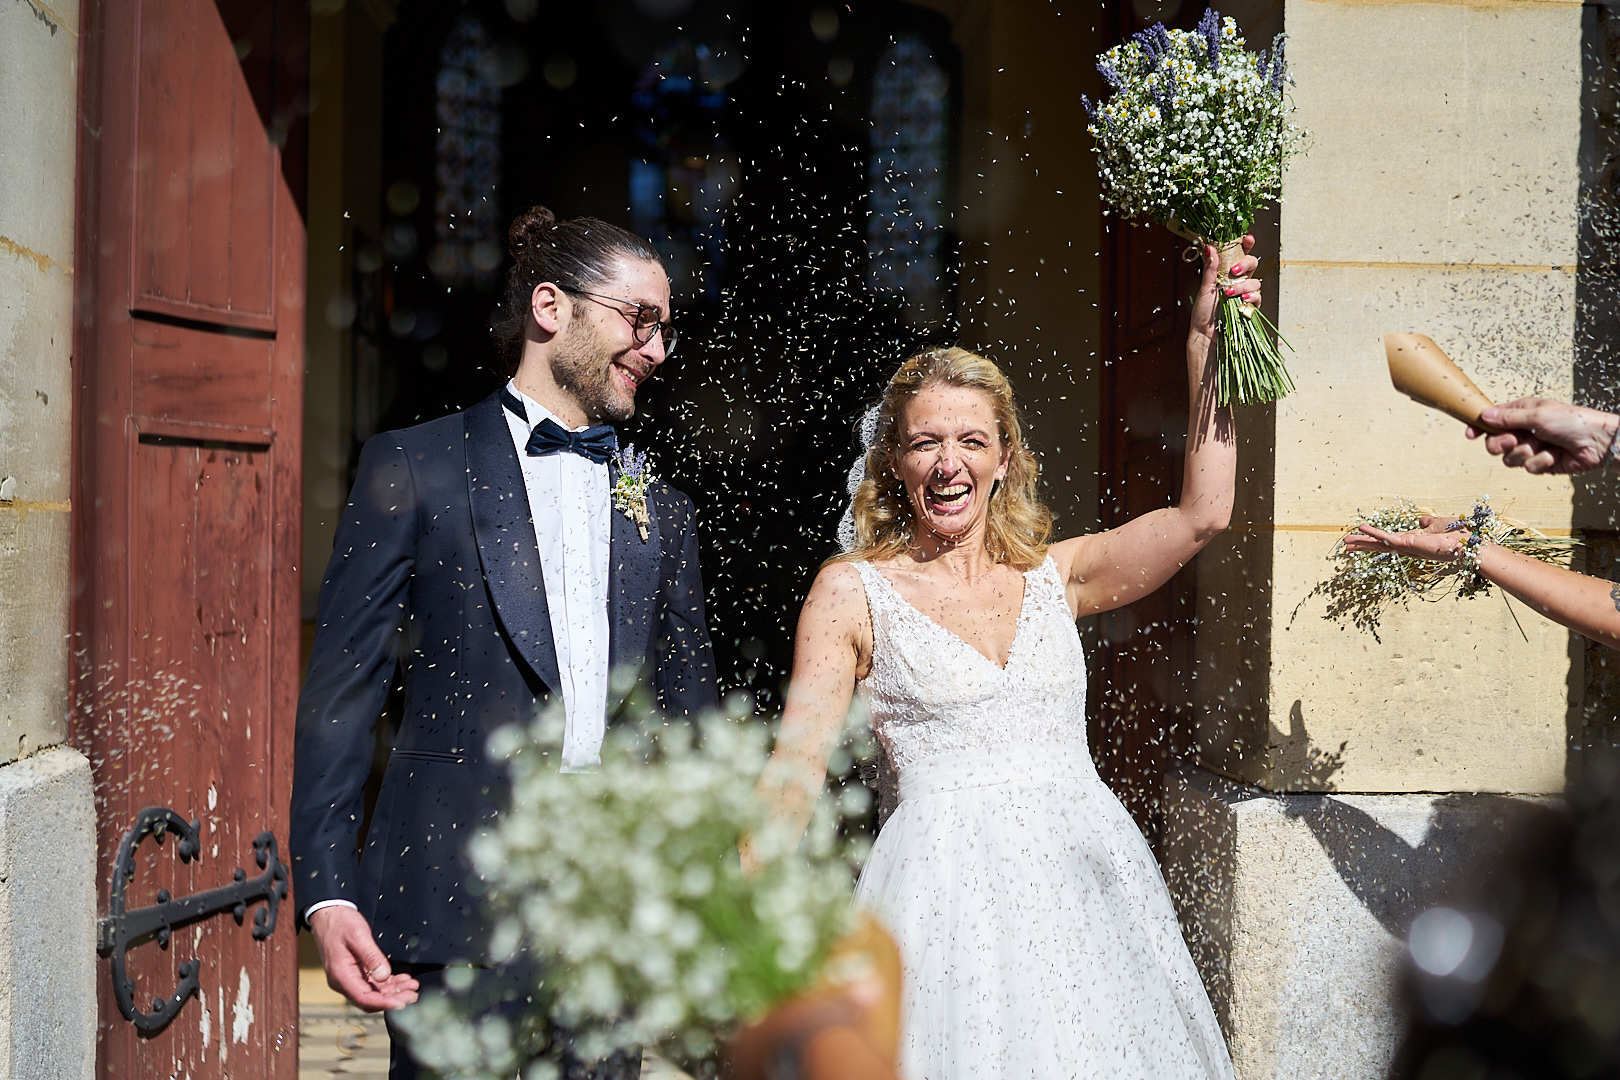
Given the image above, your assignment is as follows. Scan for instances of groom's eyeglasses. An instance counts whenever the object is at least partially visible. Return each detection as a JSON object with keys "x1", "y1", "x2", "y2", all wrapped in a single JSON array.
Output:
[{"x1": 572, "y1": 290, "x2": 678, "y2": 356}]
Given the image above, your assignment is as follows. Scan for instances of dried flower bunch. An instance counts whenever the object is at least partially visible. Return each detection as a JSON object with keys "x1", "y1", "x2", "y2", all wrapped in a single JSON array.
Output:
[
  {"x1": 395, "y1": 684, "x2": 868, "y2": 1080},
  {"x1": 612, "y1": 444, "x2": 654, "y2": 541},
  {"x1": 1083, "y1": 9, "x2": 1305, "y2": 406},
  {"x1": 1299, "y1": 498, "x2": 1583, "y2": 641}
]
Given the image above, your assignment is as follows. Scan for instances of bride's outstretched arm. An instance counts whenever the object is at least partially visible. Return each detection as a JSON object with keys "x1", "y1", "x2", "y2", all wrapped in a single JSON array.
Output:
[
  {"x1": 743, "y1": 563, "x2": 871, "y2": 875},
  {"x1": 1052, "y1": 239, "x2": 1255, "y2": 617}
]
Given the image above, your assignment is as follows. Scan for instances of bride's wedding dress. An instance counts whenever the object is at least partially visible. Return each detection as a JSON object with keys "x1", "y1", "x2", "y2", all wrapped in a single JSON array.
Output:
[{"x1": 850, "y1": 557, "x2": 1235, "y2": 1080}]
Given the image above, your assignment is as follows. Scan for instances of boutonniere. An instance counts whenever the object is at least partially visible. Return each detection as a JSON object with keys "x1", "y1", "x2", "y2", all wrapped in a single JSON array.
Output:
[{"x1": 612, "y1": 445, "x2": 653, "y2": 543}]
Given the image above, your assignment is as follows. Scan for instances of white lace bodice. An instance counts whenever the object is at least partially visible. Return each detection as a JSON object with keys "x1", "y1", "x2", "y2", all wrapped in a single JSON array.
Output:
[{"x1": 853, "y1": 557, "x2": 1090, "y2": 777}]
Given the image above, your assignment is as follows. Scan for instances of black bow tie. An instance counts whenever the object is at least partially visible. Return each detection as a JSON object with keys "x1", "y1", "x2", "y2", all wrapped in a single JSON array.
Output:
[{"x1": 501, "y1": 388, "x2": 618, "y2": 465}]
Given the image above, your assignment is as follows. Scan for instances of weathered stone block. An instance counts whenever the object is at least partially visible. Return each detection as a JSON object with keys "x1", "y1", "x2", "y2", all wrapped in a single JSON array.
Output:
[
  {"x1": 0, "y1": 0, "x2": 77, "y2": 767},
  {"x1": 1283, "y1": 0, "x2": 1583, "y2": 267},
  {"x1": 1196, "y1": 526, "x2": 1573, "y2": 793},
  {"x1": 0, "y1": 0, "x2": 80, "y2": 267},
  {"x1": 0, "y1": 504, "x2": 70, "y2": 762},
  {"x1": 0, "y1": 251, "x2": 74, "y2": 505},
  {"x1": 1274, "y1": 263, "x2": 1577, "y2": 531},
  {"x1": 0, "y1": 747, "x2": 96, "y2": 1080},
  {"x1": 1163, "y1": 765, "x2": 1558, "y2": 1080}
]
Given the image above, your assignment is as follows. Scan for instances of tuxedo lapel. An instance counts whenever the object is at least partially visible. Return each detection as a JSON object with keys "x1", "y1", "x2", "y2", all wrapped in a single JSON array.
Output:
[
  {"x1": 607, "y1": 470, "x2": 660, "y2": 714},
  {"x1": 464, "y1": 392, "x2": 562, "y2": 696}
]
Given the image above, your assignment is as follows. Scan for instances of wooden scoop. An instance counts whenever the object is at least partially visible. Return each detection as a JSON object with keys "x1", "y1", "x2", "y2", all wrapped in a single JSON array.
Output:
[{"x1": 1383, "y1": 333, "x2": 1505, "y2": 434}]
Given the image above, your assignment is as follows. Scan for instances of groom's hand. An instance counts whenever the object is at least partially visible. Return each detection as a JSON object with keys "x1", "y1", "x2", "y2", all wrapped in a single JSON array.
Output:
[{"x1": 308, "y1": 905, "x2": 421, "y2": 1011}]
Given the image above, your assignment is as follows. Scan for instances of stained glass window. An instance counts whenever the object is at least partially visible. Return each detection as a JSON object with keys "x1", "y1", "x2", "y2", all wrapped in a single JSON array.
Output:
[
  {"x1": 430, "y1": 17, "x2": 502, "y2": 289},
  {"x1": 868, "y1": 35, "x2": 949, "y2": 327},
  {"x1": 630, "y1": 38, "x2": 740, "y2": 306}
]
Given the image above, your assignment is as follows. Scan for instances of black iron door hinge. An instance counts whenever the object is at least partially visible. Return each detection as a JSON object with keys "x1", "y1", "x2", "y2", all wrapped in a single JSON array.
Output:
[{"x1": 96, "y1": 806, "x2": 289, "y2": 1033}]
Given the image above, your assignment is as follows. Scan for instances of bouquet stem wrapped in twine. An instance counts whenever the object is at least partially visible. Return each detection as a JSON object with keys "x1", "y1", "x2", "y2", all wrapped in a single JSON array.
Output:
[
  {"x1": 1171, "y1": 228, "x2": 1259, "y2": 319},
  {"x1": 1213, "y1": 238, "x2": 1253, "y2": 312},
  {"x1": 1168, "y1": 222, "x2": 1292, "y2": 406}
]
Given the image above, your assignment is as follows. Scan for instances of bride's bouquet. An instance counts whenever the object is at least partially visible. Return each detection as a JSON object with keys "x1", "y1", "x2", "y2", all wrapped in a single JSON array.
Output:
[
  {"x1": 395, "y1": 684, "x2": 877, "y2": 1079},
  {"x1": 1083, "y1": 9, "x2": 1305, "y2": 406}
]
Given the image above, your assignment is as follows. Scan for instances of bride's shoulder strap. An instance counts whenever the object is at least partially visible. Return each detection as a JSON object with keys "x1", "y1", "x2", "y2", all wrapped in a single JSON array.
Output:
[
  {"x1": 1031, "y1": 552, "x2": 1066, "y2": 594},
  {"x1": 846, "y1": 559, "x2": 892, "y2": 603},
  {"x1": 837, "y1": 559, "x2": 893, "y2": 619}
]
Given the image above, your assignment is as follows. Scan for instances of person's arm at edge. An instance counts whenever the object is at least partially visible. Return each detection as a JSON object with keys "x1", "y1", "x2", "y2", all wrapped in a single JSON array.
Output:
[
  {"x1": 1467, "y1": 397, "x2": 1620, "y2": 475},
  {"x1": 1346, "y1": 519, "x2": 1620, "y2": 650}
]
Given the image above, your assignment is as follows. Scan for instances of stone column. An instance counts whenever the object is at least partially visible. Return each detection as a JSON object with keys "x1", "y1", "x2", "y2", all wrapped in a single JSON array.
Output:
[
  {"x1": 1169, "y1": 0, "x2": 1590, "y2": 1075},
  {"x1": 0, "y1": 0, "x2": 97, "y2": 1076}
]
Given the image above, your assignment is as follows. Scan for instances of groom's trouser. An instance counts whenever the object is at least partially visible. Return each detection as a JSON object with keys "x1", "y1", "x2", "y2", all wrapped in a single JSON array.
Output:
[{"x1": 386, "y1": 963, "x2": 643, "y2": 1080}]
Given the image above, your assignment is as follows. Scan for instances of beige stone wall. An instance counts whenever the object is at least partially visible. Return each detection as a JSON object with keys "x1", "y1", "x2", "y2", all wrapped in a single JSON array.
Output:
[
  {"x1": 0, "y1": 0, "x2": 98, "y2": 1075},
  {"x1": 0, "y1": 747, "x2": 96, "y2": 1078},
  {"x1": 1199, "y1": 0, "x2": 1587, "y2": 795},
  {"x1": 0, "y1": 0, "x2": 78, "y2": 764},
  {"x1": 1168, "y1": 1, "x2": 1592, "y2": 1074},
  {"x1": 1165, "y1": 767, "x2": 1557, "y2": 1079}
]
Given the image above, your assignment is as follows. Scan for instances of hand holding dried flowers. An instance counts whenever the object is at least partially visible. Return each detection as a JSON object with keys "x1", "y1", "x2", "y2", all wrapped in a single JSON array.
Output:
[
  {"x1": 1083, "y1": 8, "x2": 1306, "y2": 406},
  {"x1": 393, "y1": 682, "x2": 872, "y2": 1080},
  {"x1": 1295, "y1": 498, "x2": 1582, "y2": 641}
]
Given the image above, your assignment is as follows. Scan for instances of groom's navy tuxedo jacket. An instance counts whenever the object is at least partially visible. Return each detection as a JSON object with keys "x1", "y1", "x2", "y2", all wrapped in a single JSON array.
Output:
[{"x1": 290, "y1": 390, "x2": 717, "y2": 964}]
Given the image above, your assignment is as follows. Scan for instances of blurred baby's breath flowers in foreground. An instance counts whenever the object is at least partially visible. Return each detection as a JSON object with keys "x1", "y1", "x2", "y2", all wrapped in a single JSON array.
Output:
[{"x1": 396, "y1": 679, "x2": 872, "y2": 1079}]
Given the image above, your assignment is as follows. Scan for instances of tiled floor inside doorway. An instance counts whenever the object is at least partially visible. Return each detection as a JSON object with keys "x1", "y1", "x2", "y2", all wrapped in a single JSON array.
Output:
[
  {"x1": 298, "y1": 967, "x2": 391, "y2": 1078},
  {"x1": 296, "y1": 966, "x2": 690, "y2": 1079}
]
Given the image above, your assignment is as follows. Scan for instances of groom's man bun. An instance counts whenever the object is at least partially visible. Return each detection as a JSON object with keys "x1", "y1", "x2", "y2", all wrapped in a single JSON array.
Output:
[{"x1": 493, "y1": 204, "x2": 663, "y2": 375}]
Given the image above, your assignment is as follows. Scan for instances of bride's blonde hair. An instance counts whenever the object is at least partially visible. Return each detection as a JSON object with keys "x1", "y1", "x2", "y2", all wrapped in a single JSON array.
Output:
[{"x1": 830, "y1": 347, "x2": 1052, "y2": 571}]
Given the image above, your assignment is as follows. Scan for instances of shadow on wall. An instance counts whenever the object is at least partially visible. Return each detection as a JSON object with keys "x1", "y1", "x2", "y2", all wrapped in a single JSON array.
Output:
[
  {"x1": 1575, "y1": 1, "x2": 1620, "y2": 780},
  {"x1": 1266, "y1": 700, "x2": 1348, "y2": 791},
  {"x1": 1285, "y1": 792, "x2": 1563, "y2": 942}
]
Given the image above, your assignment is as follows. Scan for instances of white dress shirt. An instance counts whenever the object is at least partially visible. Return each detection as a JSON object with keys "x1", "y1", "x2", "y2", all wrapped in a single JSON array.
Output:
[{"x1": 502, "y1": 381, "x2": 614, "y2": 773}]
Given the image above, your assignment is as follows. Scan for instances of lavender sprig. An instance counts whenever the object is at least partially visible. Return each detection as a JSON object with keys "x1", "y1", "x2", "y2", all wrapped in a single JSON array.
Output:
[
  {"x1": 1131, "y1": 23, "x2": 1174, "y2": 70},
  {"x1": 1198, "y1": 7, "x2": 1222, "y2": 69},
  {"x1": 612, "y1": 445, "x2": 655, "y2": 541}
]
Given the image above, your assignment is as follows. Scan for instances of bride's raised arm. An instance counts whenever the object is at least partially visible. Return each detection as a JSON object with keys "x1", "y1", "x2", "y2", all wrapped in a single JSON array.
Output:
[
  {"x1": 1051, "y1": 238, "x2": 1259, "y2": 617},
  {"x1": 743, "y1": 562, "x2": 871, "y2": 873}
]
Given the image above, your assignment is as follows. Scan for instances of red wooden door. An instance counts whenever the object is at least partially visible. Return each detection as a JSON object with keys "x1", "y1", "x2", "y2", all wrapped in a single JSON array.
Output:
[
  {"x1": 1093, "y1": 0, "x2": 1204, "y2": 841},
  {"x1": 1094, "y1": 216, "x2": 1200, "y2": 845},
  {"x1": 73, "y1": 1, "x2": 306, "y2": 1076}
]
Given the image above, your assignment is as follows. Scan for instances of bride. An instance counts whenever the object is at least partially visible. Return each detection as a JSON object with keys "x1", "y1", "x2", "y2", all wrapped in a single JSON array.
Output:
[{"x1": 750, "y1": 241, "x2": 1259, "y2": 1078}]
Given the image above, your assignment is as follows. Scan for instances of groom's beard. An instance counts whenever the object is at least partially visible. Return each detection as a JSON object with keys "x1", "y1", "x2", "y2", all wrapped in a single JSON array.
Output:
[{"x1": 552, "y1": 319, "x2": 637, "y2": 424}]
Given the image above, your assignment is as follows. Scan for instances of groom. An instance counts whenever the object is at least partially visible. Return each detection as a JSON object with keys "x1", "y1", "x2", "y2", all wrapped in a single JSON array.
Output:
[{"x1": 291, "y1": 205, "x2": 717, "y2": 1077}]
